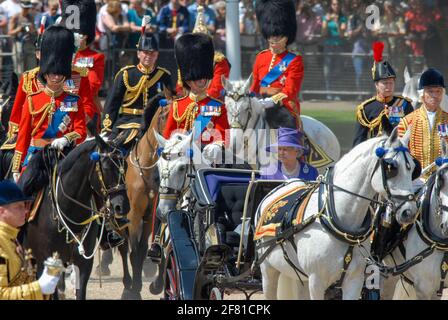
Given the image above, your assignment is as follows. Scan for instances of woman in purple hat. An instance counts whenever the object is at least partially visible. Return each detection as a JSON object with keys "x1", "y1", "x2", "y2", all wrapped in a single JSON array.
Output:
[{"x1": 260, "y1": 127, "x2": 318, "y2": 181}]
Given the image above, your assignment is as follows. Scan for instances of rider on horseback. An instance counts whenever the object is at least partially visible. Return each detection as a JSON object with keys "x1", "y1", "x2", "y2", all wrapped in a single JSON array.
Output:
[
  {"x1": 101, "y1": 16, "x2": 174, "y2": 149},
  {"x1": 353, "y1": 41, "x2": 414, "y2": 147},
  {"x1": 250, "y1": 0, "x2": 303, "y2": 129}
]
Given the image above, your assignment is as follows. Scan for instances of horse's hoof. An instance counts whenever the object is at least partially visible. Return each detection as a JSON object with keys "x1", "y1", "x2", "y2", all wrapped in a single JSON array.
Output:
[
  {"x1": 121, "y1": 289, "x2": 142, "y2": 300},
  {"x1": 95, "y1": 265, "x2": 111, "y2": 277},
  {"x1": 149, "y1": 280, "x2": 163, "y2": 295}
]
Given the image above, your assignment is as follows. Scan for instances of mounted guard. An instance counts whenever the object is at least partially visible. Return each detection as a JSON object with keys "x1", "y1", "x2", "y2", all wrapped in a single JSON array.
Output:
[
  {"x1": 101, "y1": 16, "x2": 174, "y2": 149},
  {"x1": 176, "y1": 5, "x2": 230, "y2": 100},
  {"x1": 353, "y1": 41, "x2": 414, "y2": 147}
]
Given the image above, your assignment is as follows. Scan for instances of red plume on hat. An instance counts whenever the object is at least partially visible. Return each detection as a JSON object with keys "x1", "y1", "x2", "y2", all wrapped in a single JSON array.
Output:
[
  {"x1": 141, "y1": 15, "x2": 149, "y2": 36},
  {"x1": 39, "y1": 15, "x2": 47, "y2": 35},
  {"x1": 372, "y1": 41, "x2": 384, "y2": 62}
]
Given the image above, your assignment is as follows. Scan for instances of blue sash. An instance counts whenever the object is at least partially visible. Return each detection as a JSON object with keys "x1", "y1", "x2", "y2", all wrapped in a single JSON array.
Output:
[
  {"x1": 260, "y1": 52, "x2": 296, "y2": 87},
  {"x1": 42, "y1": 108, "x2": 69, "y2": 139},
  {"x1": 193, "y1": 99, "x2": 222, "y2": 140}
]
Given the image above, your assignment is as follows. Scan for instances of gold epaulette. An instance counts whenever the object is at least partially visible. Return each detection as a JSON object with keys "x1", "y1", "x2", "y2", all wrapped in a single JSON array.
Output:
[
  {"x1": 114, "y1": 65, "x2": 135, "y2": 82},
  {"x1": 355, "y1": 97, "x2": 384, "y2": 130},
  {"x1": 157, "y1": 66, "x2": 171, "y2": 75},
  {"x1": 71, "y1": 65, "x2": 89, "y2": 77},
  {"x1": 214, "y1": 51, "x2": 226, "y2": 63},
  {"x1": 22, "y1": 67, "x2": 40, "y2": 94}
]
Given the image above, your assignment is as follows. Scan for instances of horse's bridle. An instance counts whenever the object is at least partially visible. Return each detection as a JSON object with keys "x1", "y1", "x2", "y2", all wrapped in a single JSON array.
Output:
[
  {"x1": 371, "y1": 143, "x2": 417, "y2": 214},
  {"x1": 434, "y1": 164, "x2": 448, "y2": 217},
  {"x1": 227, "y1": 92, "x2": 253, "y2": 130}
]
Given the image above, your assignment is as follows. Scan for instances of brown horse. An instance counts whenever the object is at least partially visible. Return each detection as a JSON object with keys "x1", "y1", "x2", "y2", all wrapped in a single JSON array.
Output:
[{"x1": 99, "y1": 105, "x2": 167, "y2": 300}]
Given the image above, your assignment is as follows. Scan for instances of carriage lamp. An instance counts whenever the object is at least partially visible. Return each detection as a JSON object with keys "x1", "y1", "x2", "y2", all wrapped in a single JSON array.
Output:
[{"x1": 44, "y1": 252, "x2": 65, "y2": 277}]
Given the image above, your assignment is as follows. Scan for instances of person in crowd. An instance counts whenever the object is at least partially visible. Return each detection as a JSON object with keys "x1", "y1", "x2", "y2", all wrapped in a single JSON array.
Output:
[
  {"x1": 33, "y1": 0, "x2": 59, "y2": 30},
  {"x1": 294, "y1": 0, "x2": 322, "y2": 53},
  {"x1": 188, "y1": 0, "x2": 215, "y2": 34},
  {"x1": 127, "y1": 0, "x2": 157, "y2": 50},
  {"x1": 157, "y1": 0, "x2": 189, "y2": 48},
  {"x1": 213, "y1": 0, "x2": 225, "y2": 52}
]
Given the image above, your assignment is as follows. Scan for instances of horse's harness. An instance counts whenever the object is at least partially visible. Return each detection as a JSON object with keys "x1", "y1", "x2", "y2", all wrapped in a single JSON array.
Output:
[
  {"x1": 254, "y1": 144, "x2": 417, "y2": 289},
  {"x1": 227, "y1": 92, "x2": 254, "y2": 130},
  {"x1": 375, "y1": 166, "x2": 448, "y2": 297}
]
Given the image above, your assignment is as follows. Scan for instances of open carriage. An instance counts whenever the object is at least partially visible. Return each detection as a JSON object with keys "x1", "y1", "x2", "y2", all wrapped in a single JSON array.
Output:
[{"x1": 162, "y1": 168, "x2": 283, "y2": 300}]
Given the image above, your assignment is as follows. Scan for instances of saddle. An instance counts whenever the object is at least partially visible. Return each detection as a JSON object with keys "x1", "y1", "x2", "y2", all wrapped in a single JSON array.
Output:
[{"x1": 254, "y1": 182, "x2": 316, "y2": 240}]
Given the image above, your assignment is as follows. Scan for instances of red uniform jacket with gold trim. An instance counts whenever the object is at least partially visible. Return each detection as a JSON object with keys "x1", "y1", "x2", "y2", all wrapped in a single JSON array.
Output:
[
  {"x1": 14, "y1": 90, "x2": 87, "y2": 170},
  {"x1": 9, "y1": 66, "x2": 95, "y2": 132},
  {"x1": 250, "y1": 49, "x2": 304, "y2": 117},
  {"x1": 163, "y1": 94, "x2": 229, "y2": 146},
  {"x1": 74, "y1": 47, "x2": 105, "y2": 114}
]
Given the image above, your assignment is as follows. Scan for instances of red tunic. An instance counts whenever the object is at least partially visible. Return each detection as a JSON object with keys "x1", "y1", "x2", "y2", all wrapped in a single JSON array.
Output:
[
  {"x1": 175, "y1": 52, "x2": 230, "y2": 100},
  {"x1": 250, "y1": 49, "x2": 304, "y2": 118},
  {"x1": 12, "y1": 90, "x2": 87, "y2": 171},
  {"x1": 163, "y1": 93, "x2": 229, "y2": 146},
  {"x1": 74, "y1": 47, "x2": 105, "y2": 114},
  {"x1": 9, "y1": 66, "x2": 95, "y2": 132}
]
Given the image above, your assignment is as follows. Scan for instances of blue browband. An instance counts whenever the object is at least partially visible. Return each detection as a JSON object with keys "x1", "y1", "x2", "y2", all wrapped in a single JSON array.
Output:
[
  {"x1": 375, "y1": 146, "x2": 410, "y2": 158},
  {"x1": 436, "y1": 157, "x2": 448, "y2": 167}
]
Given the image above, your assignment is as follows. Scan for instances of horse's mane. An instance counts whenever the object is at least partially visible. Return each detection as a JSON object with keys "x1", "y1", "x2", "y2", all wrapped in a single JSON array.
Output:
[
  {"x1": 335, "y1": 136, "x2": 387, "y2": 174},
  {"x1": 58, "y1": 139, "x2": 97, "y2": 175}
]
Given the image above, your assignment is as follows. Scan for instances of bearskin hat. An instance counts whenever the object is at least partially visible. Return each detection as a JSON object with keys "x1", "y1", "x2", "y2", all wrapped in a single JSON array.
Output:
[
  {"x1": 372, "y1": 41, "x2": 396, "y2": 81},
  {"x1": 175, "y1": 33, "x2": 214, "y2": 84},
  {"x1": 60, "y1": 0, "x2": 97, "y2": 45},
  {"x1": 38, "y1": 26, "x2": 75, "y2": 82},
  {"x1": 255, "y1": 0, "x2": 296, "y2": 45}
]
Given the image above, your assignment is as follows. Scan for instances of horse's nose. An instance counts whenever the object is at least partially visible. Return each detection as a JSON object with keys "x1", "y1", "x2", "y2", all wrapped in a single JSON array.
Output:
[
  {"x1": 402, "y1": 209, "x2": 413, "y2": 220},
  {"x1": 114, "y1": 204, "x2": 122, "y2": 214}
]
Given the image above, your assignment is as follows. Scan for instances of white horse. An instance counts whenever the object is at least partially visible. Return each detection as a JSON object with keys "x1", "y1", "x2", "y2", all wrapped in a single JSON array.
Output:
[
  {"x1": 224, "y1": 76, "x2": 341, "y2": 169},
  {"x1": 402, "y1": 67, "x2": 448, "y2": 112},
  {"x1": 255, "y1": 128, "x2": 418, "y2": 300},
  {"x1": 154, "y1": 131, "x2": 210, "y2": 217},
  {"x1": 381, "y1": 139, "x2": 448, "y2": 300}
]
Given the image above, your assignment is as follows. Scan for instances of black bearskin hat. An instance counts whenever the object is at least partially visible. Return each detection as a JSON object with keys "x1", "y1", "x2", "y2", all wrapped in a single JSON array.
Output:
[
  {"x1": 137, "y1": 16, "x2": 159, "y2": 51},
  {"x1": 61, "y1": 0, "x2": 97, "y2": 45},
  {"x1": 175, "y1": 33, "x2": 214, "y2": 84},
  {"x1": 419, "y1": 68, "x2": 445, "y2": 89},
  {"x1": 38, "y1": 26, "x2": 75, "y2": 82},
  {"x1": 372, "y1": 42, "x2": 396, "y2": 81},
  {"x1": 255, "y1": 0, "x2": 296, "y2": 45}
]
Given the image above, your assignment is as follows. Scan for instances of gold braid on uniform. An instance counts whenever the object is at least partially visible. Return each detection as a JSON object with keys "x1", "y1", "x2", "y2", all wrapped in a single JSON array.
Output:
[
  {"x1": 356, "y1": 100, "x2": 387, "y2": 138},
  {"x1": 122, "y1": 68, "x2": 165, "y2": 108},
  {"x1": 172, "y1": 100, "x2": 198, "y2": 132}
]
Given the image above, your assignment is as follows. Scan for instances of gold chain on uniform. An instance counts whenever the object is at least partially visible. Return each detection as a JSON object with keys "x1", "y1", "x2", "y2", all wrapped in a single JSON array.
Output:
[
  {"x1": 356, "y1": 106, "x2": 387, "y2": 137},
  {"x1": 172, "y1": 101, "x2": 198, "y2": 132}
]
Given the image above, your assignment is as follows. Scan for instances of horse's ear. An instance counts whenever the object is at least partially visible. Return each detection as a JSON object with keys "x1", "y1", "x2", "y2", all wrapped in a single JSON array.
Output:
[
  {"x1": 404, "y1": 66, "x2": 411, "y2": 84},
  {"x1": 222, "y1": 75, "x2": 232, "y2": 93},
  {"x1": 242, "y1": 74, "x2": 253, "y2": 93},
  {"x1": 400, "y1": 128, "x2": 411, "y2": 147},
  {"x1": 153, "y1": 129, "x2": 167, "y2": 148},
  {"x1": 386, "y1": 126, "x2": 399, "y2": 146}
]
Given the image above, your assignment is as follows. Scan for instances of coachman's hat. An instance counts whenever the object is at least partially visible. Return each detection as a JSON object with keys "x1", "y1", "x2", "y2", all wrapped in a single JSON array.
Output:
[
  {"x1": 372, "y1": 41, "x2": 396, "y2": 81},
  {"x1": 175, "y1": 33, "x2": 214, "y2": 86},
  {"x1": 419, "y1": 68, "x2": 445, "y2": 90},
  {"x1": 255, "y1": 0, "x2": 297, "y2": 45},
  {"x1": 38, "y1": 25, "x2": 75, "y2": 82},
  {"x1": 0, "y1": 181, "x2": 33, "y2": 206}
]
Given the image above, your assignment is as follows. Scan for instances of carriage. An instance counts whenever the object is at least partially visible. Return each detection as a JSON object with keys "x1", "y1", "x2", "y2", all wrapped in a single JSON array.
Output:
[{"x1": 161, "y1": 167, "x2": 283, "y2": 300}]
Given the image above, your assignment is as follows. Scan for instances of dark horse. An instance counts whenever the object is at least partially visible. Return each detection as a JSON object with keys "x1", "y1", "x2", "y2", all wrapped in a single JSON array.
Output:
[
  {"x1": 20, "y1": 134, "x2": 129, "y2": 299},
  {"x1": 0, "y1": 72, "x2": 18, "y2": 179}
]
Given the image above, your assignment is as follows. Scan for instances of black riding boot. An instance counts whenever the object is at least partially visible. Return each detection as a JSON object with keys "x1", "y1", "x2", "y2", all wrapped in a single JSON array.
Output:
[
  {"x1": 147, "y1": 219, "x2": 162, "y2": 263},
  {"x1": 99, "y1": 229, "x2": 125, "y2": 250}
]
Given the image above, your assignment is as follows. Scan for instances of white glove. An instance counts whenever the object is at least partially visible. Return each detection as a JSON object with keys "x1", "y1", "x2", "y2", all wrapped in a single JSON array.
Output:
[
  {"x1": 203, "y1": 143, "x2": 222, "y2": 164},
  {"x1": 38, "y1": 266, "x2": 61, "y2": 295},
  {"x1": 51, "y1": 137, "x2": 69, "y2": 150},
  {"x1": 259, "y1": 97, "x2": 275, "y2": 109},
  {"x1": 13, "y1": 172, "x2": 20, "y2": 183}
]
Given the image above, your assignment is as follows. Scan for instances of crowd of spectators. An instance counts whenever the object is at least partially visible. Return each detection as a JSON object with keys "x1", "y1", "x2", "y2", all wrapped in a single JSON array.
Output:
[{"x1": 1, "y1": 0, "x2": 447, "y2": 96}]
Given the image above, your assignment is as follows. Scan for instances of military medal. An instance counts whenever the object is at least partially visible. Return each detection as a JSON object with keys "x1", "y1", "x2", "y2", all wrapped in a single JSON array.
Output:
[
  {"x1": 388, "y1": 105, "x2": 404, "y2": 125},
  {"x1": 279, "y1": 61, "x2": 287, "y2": 72},
  {"x1": 438, "y1": 124, "x2": 448, "y2": 138}
]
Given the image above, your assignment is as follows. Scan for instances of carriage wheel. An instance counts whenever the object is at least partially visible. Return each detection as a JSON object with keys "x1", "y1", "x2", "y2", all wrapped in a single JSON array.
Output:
[
  {"x1": 163, "y1": 246, "x2": 181, "y2": 300},
  {"x1": 209, "y1": 287, "x2": 224, "y2": 300}
]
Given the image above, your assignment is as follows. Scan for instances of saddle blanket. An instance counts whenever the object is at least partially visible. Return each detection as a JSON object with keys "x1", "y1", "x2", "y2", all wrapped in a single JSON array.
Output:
[{"x1": 254, "y1": 181, "x2": 315, "y2": 240}]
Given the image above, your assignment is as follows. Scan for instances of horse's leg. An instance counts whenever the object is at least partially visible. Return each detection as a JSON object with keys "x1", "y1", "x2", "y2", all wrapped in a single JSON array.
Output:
[
  {"x1": 118, "y1": 238, "x2": 134, "y2": 299},
  {"x1": 277, "y1": 275, "x2": 300, "y2": 300},
  {"x1": 130, "y1": 218, "x2": 151, "y2": 296},
  {"x1": 96, "y1": 249, "x2": 113, "y2": 276},
  {"x1": 260, "y1": 263, "x2": 280, "y2": 300},
  {"x1": 308, "y1": 273, "x2": 326, "y2": 300},
  {"x1": 56, "y1": 272, "x2": 66, "y2": 300},
  {"x1": 393, "y1": 279, "x2": 416, "y2": 299},
  {"x1": 341, "y1": 269, "x2": 365, "y2": 300}
]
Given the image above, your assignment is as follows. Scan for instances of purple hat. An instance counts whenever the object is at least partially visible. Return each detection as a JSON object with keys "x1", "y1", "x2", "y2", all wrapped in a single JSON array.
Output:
[{"x1": 266, "y1": 128, "x2": 305, "y2": 152}]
